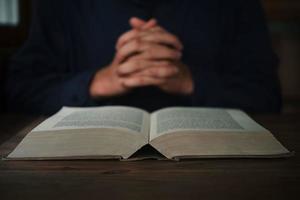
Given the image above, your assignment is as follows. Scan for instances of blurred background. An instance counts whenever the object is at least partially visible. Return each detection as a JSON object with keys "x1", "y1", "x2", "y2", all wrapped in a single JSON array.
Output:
[{"x1": 0, "y1": 0, "x2": 299, "y2": 114}]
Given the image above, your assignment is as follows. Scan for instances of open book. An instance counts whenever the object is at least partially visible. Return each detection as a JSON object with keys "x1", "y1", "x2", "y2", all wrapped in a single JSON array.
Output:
[{"x1": 7, "y1": 106, "x2": 290, "y2": 160}]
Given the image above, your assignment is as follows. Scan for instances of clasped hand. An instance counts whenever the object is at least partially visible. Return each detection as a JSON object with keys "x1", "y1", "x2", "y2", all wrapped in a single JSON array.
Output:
[{"x1": 90, "y1": 17, "x2": 194, "y2": 98}]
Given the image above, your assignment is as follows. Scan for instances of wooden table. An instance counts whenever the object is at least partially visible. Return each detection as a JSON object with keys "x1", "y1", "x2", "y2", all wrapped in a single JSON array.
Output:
[{"x1": 0, "y1": 113, "x2": 299, "y2": 200}]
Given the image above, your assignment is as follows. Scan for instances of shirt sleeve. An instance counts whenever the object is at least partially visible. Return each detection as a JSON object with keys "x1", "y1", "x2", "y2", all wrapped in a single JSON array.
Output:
[
  {"x1": 5, "y1": 0, "x2": 102, "y2": 115},
  {"x1": 188, "y1": 0, "x2": 282, "y2": 113}
]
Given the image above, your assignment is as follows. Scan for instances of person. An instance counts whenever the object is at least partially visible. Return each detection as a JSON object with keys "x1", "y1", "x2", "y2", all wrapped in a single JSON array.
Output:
[{"x1": 5, "y1": 0, "x2": 282, "y2": 115}]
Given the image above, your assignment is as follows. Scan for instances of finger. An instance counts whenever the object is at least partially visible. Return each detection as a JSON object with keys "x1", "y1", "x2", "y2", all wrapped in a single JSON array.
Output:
[
  {"x1": 118, "y1": 59, "x2": 155, "y2": 76},
  {"x1": 116, "y1": 40, "x2": 182, "y2": 63},
  {"x1": 141, "y1": 19, "x2": 157, "y2": 30},
  {"x1": 139, "y1": 31, "x2": 183, "y2": 50},
  {"x1": 119, "y1": 26, "x2": 183, "y2": 51},
  {"x1": 122, "y1": 76, "x2": 166, "y2": 88},
  {"x1": 124, "y1": 43, "x2": 181, "y2": 62},
  {"x1": 118, "y1": 60, "x2": 178, "y2": 77},
  {"x1": 116, "y1": 29, "x2": 139, "y2": 50},
  {"x1": 116, "y1": 18, "x2": 157, "y2": 49},
  {"x1": 129, "y1": 17, "x2": 147, "y2": 29},
  {"x1": 130, "y1": 17, "x2": 157, "y2": 30},
  {"x1": 138, "y1": 26, "x2": 166, "y2": 35},
  {"x1": 134, "y1": 64, "x2": 179, "y2": 79}
]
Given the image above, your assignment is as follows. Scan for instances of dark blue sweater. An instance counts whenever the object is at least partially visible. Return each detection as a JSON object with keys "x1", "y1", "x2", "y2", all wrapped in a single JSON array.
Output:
[{"x1": 6, "y1": 0, "x2": 282, "y2": 115}]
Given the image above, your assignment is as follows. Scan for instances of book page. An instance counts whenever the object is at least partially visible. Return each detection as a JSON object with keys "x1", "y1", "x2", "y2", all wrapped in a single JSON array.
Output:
[
  {"x1": 7, "y1": 106, "x2": 150, "y2": 160},
  {"x1": 150, "y1": 107, "x2": 268, "y2": 140},
  {"x1": 33, "y1": 106, "x2": 150, "y2": 135},
  {"x1": 149, "y1": 107, "x2": 289, "y2": 159}
]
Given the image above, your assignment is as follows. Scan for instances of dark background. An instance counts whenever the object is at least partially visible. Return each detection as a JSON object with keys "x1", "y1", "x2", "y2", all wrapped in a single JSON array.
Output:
[{"x1": 0, "y1": 0, "x2": 299, "y2": 113}]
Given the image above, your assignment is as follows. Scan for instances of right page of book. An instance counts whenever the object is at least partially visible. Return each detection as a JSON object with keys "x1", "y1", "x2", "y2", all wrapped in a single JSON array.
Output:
[{"x1": 149, "y1": 107, "x2": 290, "y2": 160}]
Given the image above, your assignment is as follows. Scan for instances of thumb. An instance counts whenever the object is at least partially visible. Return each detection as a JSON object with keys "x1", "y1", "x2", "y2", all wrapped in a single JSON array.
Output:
[
  {"x1": 130, "y1": 17, "x2": 146, "y2": 29},
  {"x1": 130, "y1": 17, "x2": 157, "y2": 30}
]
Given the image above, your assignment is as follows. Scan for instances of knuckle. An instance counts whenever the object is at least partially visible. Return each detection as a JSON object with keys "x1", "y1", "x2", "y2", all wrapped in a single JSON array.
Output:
[
  {"x1": 167, "y1": 33, "x2": 179, "y2": 42},
  {"x1": 133, "y1": 59, "x2": 140, "y2": 67},
  {"x1": 118, "y1": 49, "x2": 127, "y2": 59},
  {"x1": 117, "y1": 64, "x2": 127, "y2": 74},
  {"x1": 150, "y1": 68, "x2": 157, "y2": 75},
  {"x1": 160, "y1": 65, "x2": 178, "y2": 77},
  {"x1": 172, "y1": 66, "x2": 179, "y2": 74},
  {"x1": 169, "y1": 35, "x2": 182, "y2": 48},
  {"x1": 138, "y1": 77, "x2": 146, "y2": 85},
  {"x1": 126, "y1": 78, "x2": 137, "y2": 86},
  {"x1": 145, "y1": 48, "x2": 154, "y2": 58},
  {"x1": 131, "y1": 30, "x2": 139, "y2": 38},
  {"x1": 162, "y1": 60, "x2": 171, "y2": 67},
  {"x1": 155, "y1": 27, "x2": 164, "y2": 33},
  {"x1": 167, "y1": 50, "x2": 176, "y2": 58},
  {"x1": 133, "y1": 59, "x2": 143, "y2": 70},
  {"x1": 133, "y1": 38, "x2": 142, "y2": 50},
  {"x1": 116, "y1": 50, "x2": 123, "y2": 58},
  {"x1": 149, "y1": 34, "x2": 159, "y2": 43},
  {"x1": 171, "y1": 35, "x2": 179, "y2": 43},
  {"x1": 158, "y1": 67, "x2": 170, "y2": 77},
  {"x1": 173, "y1": 51, "x2": 182, "y2": 59}
]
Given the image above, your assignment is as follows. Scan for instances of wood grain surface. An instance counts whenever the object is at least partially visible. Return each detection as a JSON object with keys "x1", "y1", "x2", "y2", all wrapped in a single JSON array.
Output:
[{"x1": 0, "y1": 113, "x2": 299, "y2": 200}]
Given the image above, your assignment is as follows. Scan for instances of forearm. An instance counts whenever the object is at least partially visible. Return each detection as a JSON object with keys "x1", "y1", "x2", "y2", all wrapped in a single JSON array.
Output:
[
  {"x1": 189, "y1": 63, "x2": 282, "y2": 113},
  {"x1": 6, "y1": 69, "x2": 103, "y2": 115}
]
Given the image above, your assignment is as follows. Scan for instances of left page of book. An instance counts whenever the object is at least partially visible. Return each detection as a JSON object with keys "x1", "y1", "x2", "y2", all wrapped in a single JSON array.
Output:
[{"x1": 7, "y1": 106, "x2": 150, "y2": 160}]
